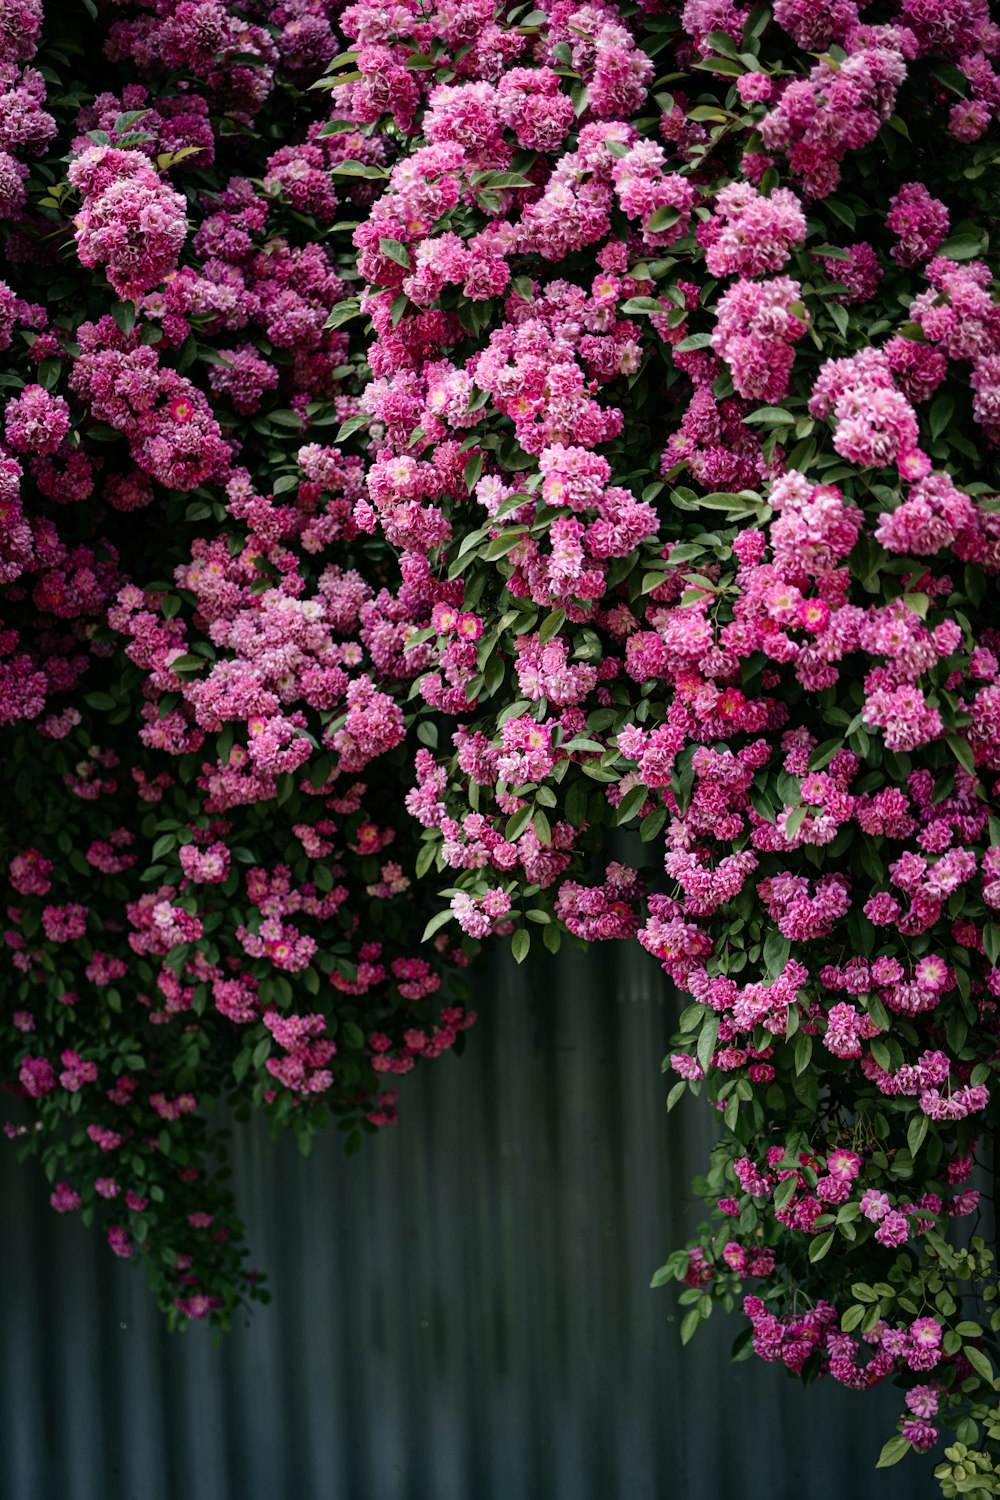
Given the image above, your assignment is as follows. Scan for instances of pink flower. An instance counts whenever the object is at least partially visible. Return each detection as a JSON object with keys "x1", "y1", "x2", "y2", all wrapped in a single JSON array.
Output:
[
  {"x1": 826, "y1": 1149, "x2": 861, "y2": 1182},
  {"x1": 860, "y1": 1189, "x2": 890, "y2": 1221},
  {"x1": 50, "y1": 1183, "x2": 82, "y2": 1213}
]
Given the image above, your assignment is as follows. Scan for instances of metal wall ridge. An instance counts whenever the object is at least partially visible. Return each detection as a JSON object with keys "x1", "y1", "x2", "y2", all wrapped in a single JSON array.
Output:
[{"x1": 1, "y1": 944, "x2": 938, "y2": 1499}]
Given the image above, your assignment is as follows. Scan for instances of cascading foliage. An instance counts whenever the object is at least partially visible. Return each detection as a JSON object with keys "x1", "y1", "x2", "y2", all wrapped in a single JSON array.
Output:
[{"x1": 2, "y1": 0, "x2": 1000, "y2": 1489}]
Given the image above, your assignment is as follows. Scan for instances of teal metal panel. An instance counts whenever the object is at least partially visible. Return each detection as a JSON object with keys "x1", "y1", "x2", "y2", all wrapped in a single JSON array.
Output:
[{"x1": 0, "y1": 945, "x2": 938, "y2": 1499}]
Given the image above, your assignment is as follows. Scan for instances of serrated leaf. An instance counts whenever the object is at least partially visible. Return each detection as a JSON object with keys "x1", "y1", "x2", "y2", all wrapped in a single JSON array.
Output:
[{"x1": 378, "y1": 236, "x2": 411, "y2": 268}]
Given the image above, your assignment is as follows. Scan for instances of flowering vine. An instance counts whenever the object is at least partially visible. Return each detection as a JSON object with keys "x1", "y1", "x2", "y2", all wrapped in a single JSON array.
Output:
[{"x1": 2, "y1": 0, "x2": 1000, "y2": 1490}]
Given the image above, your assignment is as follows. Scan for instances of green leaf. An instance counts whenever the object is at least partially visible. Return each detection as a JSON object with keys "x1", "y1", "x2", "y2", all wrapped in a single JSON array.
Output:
[
  {"x1": 378, "y1": 236, "x2": 411, "y2": 268},
  {"x1": 965, "y1": 1345, "x2": 995, "y2": 1383},
  {"x1": 640, "y1": 806, "x2": 667, "y2": 842},
  {"x1": 946, "y1": 734, "x2": 976, "y2": 776},
  {"x1": 111, "y1": 301, "x2": 136, "y2": 337},
  {"x1": 615, "y1": 784, "x2": 648, "y2": 825},
  {"x1": 875, "y1": 1437, "x2": 911, "y2": 1470},
  {"x1": 742, "y1": 406, "x2": 795, "y2": 426},
  {"x1": 511, "y1": 928, "x2": 530, "y2": 964},
  {"x1": 696, "y1": 1014, "x2": 719, "y2": 1075},
  {"x1": 824, "y1": 198, "x2": 856, "y2": 229},
  {"x1": 329, "y1": 159, "x2": 389, "y2": 180},
  {"x1": 926, "y1": 59, "x2": 968, "y2": 93},
  {"x1": 937, "y1": 233, "x2": 987, "y2": 262},
  {"x1": 784, "y1": 805, "x2": 808, "y2": 840},
  {"x1": 84, "y1": 692, "x2": 116, "y2": 711},
  {"x1": 869, "y1": 1039, "x2": 891, "y2": 1072},
  {"x1": 794, "y1": 1032, "x2": 812, "y2": 1075},
  {"x1": 505, "y1": 804, "x2": 533, "y2": 842},
  {"x1": 679, "y1": 1308, "x2": 701, "y2": 1346},
  {"x1": 693, "y1": 490, "x2": 767, "y2": 515},
  {"x1": 646, "y1": 204, "x2": 682, "y2": 233},
  {"x1": 774, "y1": 1175, "x2": 797, "y2": 1210},
  {"x1": 694, "y1": 55, "x2": 743, "y2": 76},
  {"x1": 687, "y1": 104, "x2": 731, "y2": 122},
  {"x1": 674, "y1": 331, "x2": 714, "y2": 352},
  {"x1": 907, "y1": 1112, "x2": 929, "y2": 1158},
  {"x1": 538, "y1": 609, "x2": 566, "y2": 644},
  {"x1": 621, "y1": 296, "x2": 666, "y2": 315},
  {"x1": 335, "y1": 412, "x2": 369, "y2": 443},
  {"x1": 421, "y1": 909, "x2": 453, "y2": 943},
  {"x1": 807, "y1": 738, "x2": 843, "y2": 771},
  {"x1": 984, "y1": 923, "x2": 1000, "y2": 967},
  {"x1": 472, "y1": 171, "x2": 533, "y2": 189},
  {"x1": 809, "y1": 1231, "x2": 834, "y2": 1263},
  {"x1": 464, "y1": 452, "x2": 484, "y2": 492},
  {"x1": 929, "y1": 395, "x2": 954, "y2": 441},
  {"x1": 325, "y1": 299, "x2": 362, "y2": 330},
  {"x1": 704, "y1": 29, "x2": 741, "y2": 59},
  {"x1": 763, "y1": 930, "x2": 790, "y2": 977},
  {"x1": 828, "y1": 301, "x2": 849, "y2": 339}
]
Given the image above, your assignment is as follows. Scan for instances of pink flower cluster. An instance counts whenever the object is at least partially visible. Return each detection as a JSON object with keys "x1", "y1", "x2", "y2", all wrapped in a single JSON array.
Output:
[{"x1": 70, "y1": 145, "x2": 188, "y2": 301}]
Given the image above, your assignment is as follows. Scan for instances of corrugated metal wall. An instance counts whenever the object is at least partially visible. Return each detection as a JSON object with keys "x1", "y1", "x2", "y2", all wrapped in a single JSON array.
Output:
[{"x1": 1, "y1": 944, "x2": 938, "y2": 1500}]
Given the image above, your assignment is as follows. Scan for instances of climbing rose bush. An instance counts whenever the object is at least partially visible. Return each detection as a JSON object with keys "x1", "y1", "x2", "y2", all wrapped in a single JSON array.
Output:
[
  {"x1": 0, "y1": 0, "x2": 480, "y2": 1330},
  {"x1": 312, "y1": 0, "x2": 998, "y2": 1493},
  {"x1": 3, "y1": 0, "x2": 1000, "y2": 1491}
]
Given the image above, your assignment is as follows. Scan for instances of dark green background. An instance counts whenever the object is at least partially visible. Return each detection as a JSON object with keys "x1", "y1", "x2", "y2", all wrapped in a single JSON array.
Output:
[{"x1": 1, "y1": 944, "x2": 939, "y2": 1498}]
